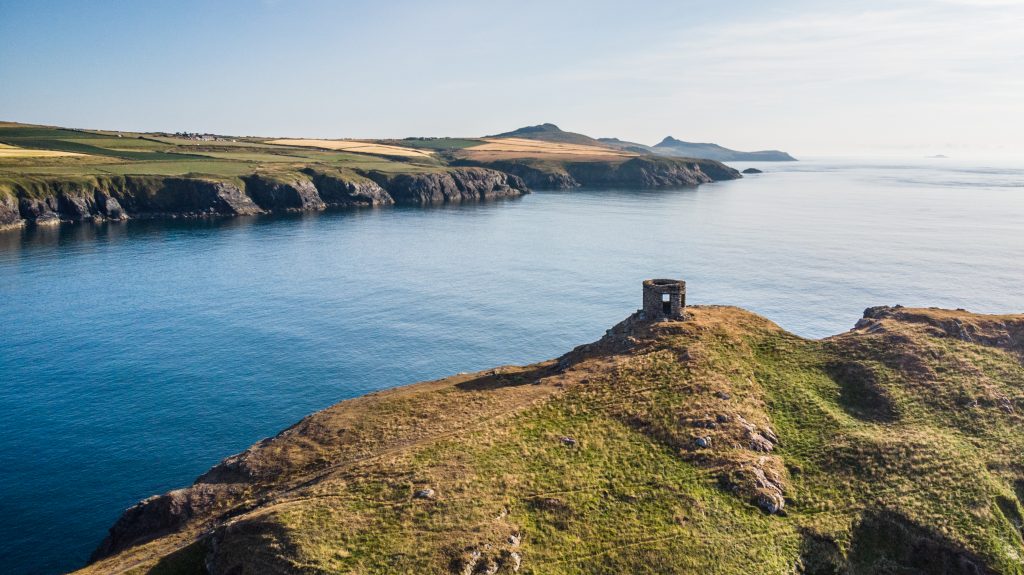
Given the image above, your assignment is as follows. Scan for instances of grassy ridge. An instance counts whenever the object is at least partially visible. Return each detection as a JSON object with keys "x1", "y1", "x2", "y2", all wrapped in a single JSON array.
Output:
[{"x1": 78, "y1": 306, "x2": 1024, "y2": 574}]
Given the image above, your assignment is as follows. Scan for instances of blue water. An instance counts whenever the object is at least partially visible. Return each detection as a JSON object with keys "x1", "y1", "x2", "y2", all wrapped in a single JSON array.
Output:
[{"x1": 1, "y1": 158, "x2": 1022, "y2": 574}]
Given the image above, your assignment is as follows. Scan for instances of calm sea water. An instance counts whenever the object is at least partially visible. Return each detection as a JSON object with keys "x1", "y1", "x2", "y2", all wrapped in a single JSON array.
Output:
[{"x1": 2, "y1": 158, "x2": 1022, "y2": 574}]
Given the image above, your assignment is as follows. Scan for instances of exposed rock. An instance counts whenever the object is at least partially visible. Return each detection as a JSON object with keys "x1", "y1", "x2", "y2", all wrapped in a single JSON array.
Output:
[
  {"x1": 455, "y1": 155, "x2": 739, "y2": 190},
  {"x1": 748, "y1": 432, "x2": 775, "y2": 453},
  {"x1": 465, "y1": 160, "x2": 579, "y2": 189},
  {"x1": 302, "y1": 167, "x2": 394, "y2": 207},
  {"x1": 107, "y1": 176, "x2": 262, "y2": 217},
  {"x1": 560, "y1": 436, "x2": 577, "y2": 447},
  {"x1": 368, "y1": 167, "x2": 528, "y2": 204},
  {"x1": 57, "y1": 192, "x2": 98, "y2": 221},
  {"x1": 18, "y1": 195, "x2": 61, "y2": 222},
  {"x1": 90, "y1": 484, "x2": 228, "y2": 561},
  {"x1": 414, "y1": 488, "x2": 436, "y2": 499},
  {"x1": 0, "y1": 193, "x2": 21, "y2": 227},
  {"x1": 720, "y1": 457, "x2": 788, "y2": 515},
  {"x1": 242, "y1": 172, "x2": 326, "y2": 212},
  {"x1": 95, "y1": 191, "x2": 125, "y2": 220},
  {"x1": 564, "y1": 156, "x2": 738, "y2": 187},
  {"x1": 505, "y1": 550, "x2": 522, "y2": 572},
  {"x1": 741, "y1": 168, "x2": 763, "y2": 174},
  {"x1": 695, "y1": 436, "x2": 712, "y2": 448},
  {"x1": 860, "y1": 305, "x2": 1024, "y2": 355}
]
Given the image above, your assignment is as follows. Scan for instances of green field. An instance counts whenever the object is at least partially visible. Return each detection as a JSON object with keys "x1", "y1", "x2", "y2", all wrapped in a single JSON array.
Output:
[
  {"x1": 382, "y1": 137, "x2": 484, "y2": 150},
  {"x1": 0, "y1": 123, "x2": 444, "y2": 179}
]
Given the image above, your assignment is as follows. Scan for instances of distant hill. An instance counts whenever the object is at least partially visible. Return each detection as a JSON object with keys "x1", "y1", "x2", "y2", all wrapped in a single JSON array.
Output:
[
  {"x1": 653, "y1": 136, "x2": 796, "y2": 161},
  {"x1": 488, "y1": 123, "x2": 609, "y2": 147},
  {"x1": 492, "y1": 124, "x2": 796, "y2": 162}
]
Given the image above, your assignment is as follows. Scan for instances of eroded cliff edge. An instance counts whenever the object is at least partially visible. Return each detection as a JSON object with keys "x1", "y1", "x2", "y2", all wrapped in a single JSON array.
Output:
[
  {"x1": 452, "y1": 156, "x2": 742, "y2": 189},
  {"x1": 0, "y1": 166, "x2": 529, "y2": 230},
  {"x1": 0, "y1": 155, "x2": 743, "y2": 231},
  {"x1": 79, "y1": 306, "x2": 1024, "y2": 575}
]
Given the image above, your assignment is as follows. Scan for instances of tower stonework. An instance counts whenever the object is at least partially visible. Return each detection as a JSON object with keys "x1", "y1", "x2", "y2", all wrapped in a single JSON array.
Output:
[{"x1": 642, "y1": 279, "x2": 686, "y2": 320}]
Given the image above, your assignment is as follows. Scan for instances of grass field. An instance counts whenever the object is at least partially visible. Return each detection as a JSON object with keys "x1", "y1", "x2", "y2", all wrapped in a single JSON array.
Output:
[
  {"x1": 0, "y1": 143, "x2": 86, "y2": 158},
  {"x1": 0, "y1": 123, "x2": 444, "y2": 179},
  {"x1": 456, "y1": 137, "x2": 636, "y2": 162},
  {"x1": 380, "y1": 138, "x2": 484, "y2": 150},
  {"x1": 266, "y1": 138, "x2": 435, "y2": 158}
]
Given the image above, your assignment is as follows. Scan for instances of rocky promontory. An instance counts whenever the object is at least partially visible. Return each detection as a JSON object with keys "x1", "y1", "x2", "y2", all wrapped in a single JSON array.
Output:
[
  {"x1": 366, "y1": 167, "x2": 527, "y2": 204},
  {"x1": 455, "y1": 156, "x2": 741, "y2": 190},
  {"x1": 78, "y1": 305, "x2": 1024, "y2": 575},
  {"x1": 0, "y1": 166, "x2": 528, "y2": 229}
]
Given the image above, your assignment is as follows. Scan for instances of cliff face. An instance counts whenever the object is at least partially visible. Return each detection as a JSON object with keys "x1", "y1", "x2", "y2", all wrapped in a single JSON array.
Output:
[
  {"x1": 0, "y1": 167, "x2": 526, "y2": 228},
  {"x1": 457, "y1": 156, "x2": 741, "y2": 190},
  {"x1": 80, "y1": 306, "x2": 1024, "y2": 575},
  {"x1": 2, "y1": 175, "x2": 262, "y2": 226},
  {"x1": 241, "y1": 173, "x2": 326, "y2": 212},
  {"x1": 302, "y1": 167, "x2": 393, "y2": 207},
  {"x1": 366, "y1": 167, "x2": 528, "y2": 204}
]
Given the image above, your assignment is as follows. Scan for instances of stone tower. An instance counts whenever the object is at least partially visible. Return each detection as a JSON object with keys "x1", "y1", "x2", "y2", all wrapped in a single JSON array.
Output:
[{"x1": 642, "y1": 279, "x2": 686, "y2": 320}]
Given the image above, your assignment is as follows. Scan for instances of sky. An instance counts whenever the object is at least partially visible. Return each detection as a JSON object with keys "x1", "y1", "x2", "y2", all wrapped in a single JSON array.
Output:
[{"x1": 1, "y1": 0, "x2": 1022, "y2": 156}]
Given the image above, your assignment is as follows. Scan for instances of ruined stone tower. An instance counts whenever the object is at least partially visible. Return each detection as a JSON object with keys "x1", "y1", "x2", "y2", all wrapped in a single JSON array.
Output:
[{"x1": 642, "y1": 279, "x2": 686, "y2": 320}]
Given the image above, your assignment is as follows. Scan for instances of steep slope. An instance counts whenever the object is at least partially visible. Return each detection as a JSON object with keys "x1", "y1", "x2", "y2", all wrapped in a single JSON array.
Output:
[
  {"x1": 78, "y1": 305, "x2": 1024, "y2": 575},
  {"x1": 653, "y1": 137, "x2": 796, "y2": 162},
  {"x1": 0, "y1": 166, "x2": 527, "y2": 228},
  {"x1": 459, "y1": 156, "x2": 741, "y2": 189}
]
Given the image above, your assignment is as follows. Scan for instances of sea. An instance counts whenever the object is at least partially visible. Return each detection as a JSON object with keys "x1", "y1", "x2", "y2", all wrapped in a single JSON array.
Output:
[{"x1": 1, "y1": 157, "x2": 1022, "y2": 574}]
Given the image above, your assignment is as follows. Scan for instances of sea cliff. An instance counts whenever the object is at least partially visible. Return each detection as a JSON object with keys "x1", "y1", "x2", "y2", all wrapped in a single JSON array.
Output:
[
  {"x1": 79, "y1": 305, "x2": 1024, "y2": 575},
  {"x1": 455, "y1": 156, "x2": 741, "y2": 190},
  {"x1": 0, "y1": 166, "x2": 528, "y2": 229}
]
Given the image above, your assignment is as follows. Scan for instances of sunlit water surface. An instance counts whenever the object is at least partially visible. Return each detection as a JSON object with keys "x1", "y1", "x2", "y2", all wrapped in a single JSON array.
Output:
[{"x1": 1, "y1": 158, "x2": 1022, "y2": 574}]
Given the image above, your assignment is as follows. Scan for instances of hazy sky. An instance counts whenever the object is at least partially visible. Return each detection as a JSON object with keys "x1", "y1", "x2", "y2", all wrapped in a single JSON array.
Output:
[{"x1": 2, "y1": 0, "x2": 1021, "y2": 155}]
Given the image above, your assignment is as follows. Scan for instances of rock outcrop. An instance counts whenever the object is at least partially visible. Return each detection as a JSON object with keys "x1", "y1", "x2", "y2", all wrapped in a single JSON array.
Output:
[
  {"x1": 0, "y1": 194, "x2": 21, "y2": 230},
  {"x1": 366, "y1": 167, "x2": 528, "y2": 204},
  {"x1": 455, "y1": 156, "x2": 741, "y2": 190},
  {"x1": 302, "y1": 167, "x2": 393, "y2": 207},
  {"x1": 565, "y1": 156, "x2": 739, "y2": 187},
  {"x1": 242, "y1": 172, "x2": 326, "y2": 212},
  {"x1": 0, "y1": 167, "x2": 526, "y2": 228},
  {"x1": 470, "y1": 160, "x2": 579, "y2": 189}
]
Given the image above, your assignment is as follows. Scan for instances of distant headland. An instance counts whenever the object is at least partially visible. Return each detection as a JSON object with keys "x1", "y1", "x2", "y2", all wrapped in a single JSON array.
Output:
[{"x1": 0, "y1": 121, "x2": 786, "y2": 230}]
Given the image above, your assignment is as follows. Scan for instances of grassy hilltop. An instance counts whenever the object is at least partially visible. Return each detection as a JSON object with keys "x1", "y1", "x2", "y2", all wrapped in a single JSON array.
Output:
[{"x1": 78, "y1": 305, "x2": 1024, "y2": 574}]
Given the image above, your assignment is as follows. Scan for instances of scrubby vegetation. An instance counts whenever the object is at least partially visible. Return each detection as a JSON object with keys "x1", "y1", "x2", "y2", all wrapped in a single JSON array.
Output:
[{"x1": 79, "y1": 306, "x2": 1024, "y2": 574}]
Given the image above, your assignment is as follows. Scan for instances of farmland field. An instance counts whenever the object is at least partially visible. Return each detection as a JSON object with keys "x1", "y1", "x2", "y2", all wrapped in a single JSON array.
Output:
[
  {"x1": 267, "y1": 138, "x2": 435, "y2": 158},
  {"x1": 0, "y1": 123, "x2": 441, "y2": 178},
  {"x1": 455, "y1": 137, "x2": 635, "y2": 161}
]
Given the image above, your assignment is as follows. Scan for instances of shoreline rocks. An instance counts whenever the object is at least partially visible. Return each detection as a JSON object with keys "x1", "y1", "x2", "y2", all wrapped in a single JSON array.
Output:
[{"x1": 0, "y1": 166, "x2": 529, "y2": 229}]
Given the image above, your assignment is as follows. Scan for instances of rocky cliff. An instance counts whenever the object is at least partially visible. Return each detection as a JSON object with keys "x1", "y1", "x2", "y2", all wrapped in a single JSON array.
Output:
[
  {"x1": 0, "y1": 166, "x2": 526, "y2": 229},
  {"x1": 457, "y1": 156, "x2": 741, "y2": 190},
  {"x1": 366, "y1": 167, "x2": 528, "y2": 204},
  {"x1": 79, "y1": 305, "x2": 1024, "y2": 575}
]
